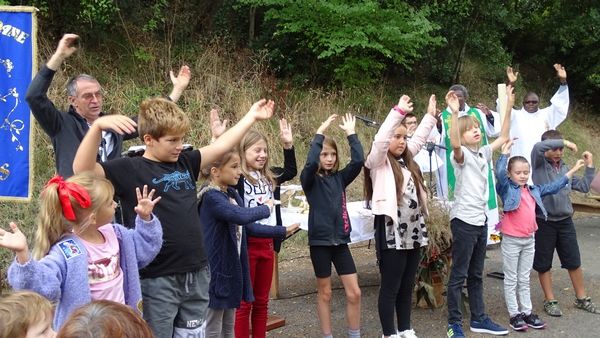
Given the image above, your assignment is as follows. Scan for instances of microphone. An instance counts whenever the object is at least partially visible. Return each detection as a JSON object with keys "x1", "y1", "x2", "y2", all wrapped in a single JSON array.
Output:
[
  {"x1": 425, "y1": 141, "x2": 447, "y2": 152},
  {"x1": 354, "y1": 115, "x2": 380, "y2": 128},
  {"x1": 426, "y1": 141, "x2": 435, "y2": 152}
]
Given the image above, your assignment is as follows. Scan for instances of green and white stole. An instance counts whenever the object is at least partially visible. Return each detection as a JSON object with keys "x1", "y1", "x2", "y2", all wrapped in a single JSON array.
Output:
[{"x1": 441, "y1": 107, "x2": 498, "y2": 210}]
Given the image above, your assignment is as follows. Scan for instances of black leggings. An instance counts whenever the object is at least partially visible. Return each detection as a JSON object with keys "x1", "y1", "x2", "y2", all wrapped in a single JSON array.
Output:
[{"x1": 378, "y1": 247, "x2": 421, "y2": 335}]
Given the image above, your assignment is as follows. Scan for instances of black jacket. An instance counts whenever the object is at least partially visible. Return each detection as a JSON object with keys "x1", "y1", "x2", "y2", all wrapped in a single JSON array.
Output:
[
  {"x1": 300, "y1": 134, "x2": 364, "y2": 246},
  {"x1": 25, "y1": 65, "x2": 137, "y2": 177}
]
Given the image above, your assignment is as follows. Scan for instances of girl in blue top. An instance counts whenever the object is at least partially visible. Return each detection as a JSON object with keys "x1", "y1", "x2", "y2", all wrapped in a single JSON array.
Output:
[
  {"x1": 198, "y1": 149, "x2": 298, "y2": 338},
  {"x1": 494, "y1": 139, "x2": 583, "y2": 331}
]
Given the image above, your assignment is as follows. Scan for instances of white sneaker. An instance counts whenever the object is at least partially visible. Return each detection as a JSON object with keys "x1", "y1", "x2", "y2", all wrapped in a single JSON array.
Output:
[
  {"x1": 398, "y1": 329, "x2": 418, "y2": 338},
  {"x1": 381, "y1": 334, "x2": 398, "y2": 338}
]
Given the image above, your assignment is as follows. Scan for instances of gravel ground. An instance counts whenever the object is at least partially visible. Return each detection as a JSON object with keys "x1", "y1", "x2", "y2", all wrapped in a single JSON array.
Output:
[{"x1": 268, "y1": 216, "x2": 600, "y2": 338}]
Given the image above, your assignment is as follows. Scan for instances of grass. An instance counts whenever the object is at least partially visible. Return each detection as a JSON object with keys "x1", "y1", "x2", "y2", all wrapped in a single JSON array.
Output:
[{"x1": 1, "y1": 39, "x2": 598, "y2": 291}]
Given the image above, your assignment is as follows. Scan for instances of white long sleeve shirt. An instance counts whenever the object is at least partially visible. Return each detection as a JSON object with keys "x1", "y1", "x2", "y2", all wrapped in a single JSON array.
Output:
[{"x1": 507, "y1": 85, "x2": 569, "y2": 165}]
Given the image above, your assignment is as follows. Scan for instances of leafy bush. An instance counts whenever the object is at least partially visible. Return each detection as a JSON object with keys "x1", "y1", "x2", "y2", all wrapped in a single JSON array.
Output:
[{"x1": 239, "y1": 0, "x2": 443, "y2": 87}]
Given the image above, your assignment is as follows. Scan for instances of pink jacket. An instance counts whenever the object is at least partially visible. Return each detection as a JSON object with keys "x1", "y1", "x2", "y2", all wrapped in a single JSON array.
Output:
[{"x1": 365, "y1": 109, "x2": 436, "y2": 248}]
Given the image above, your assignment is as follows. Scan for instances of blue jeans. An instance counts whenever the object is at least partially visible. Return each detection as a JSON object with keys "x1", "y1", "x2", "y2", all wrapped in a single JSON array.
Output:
[{"x1": 447, "y1": 218, "x2": 487, "y2": 324}]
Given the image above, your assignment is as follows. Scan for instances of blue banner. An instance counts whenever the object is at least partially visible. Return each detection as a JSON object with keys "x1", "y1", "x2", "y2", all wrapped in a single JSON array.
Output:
[{"x1": 0, "y1": 7, "x2": 36, "y2": 200}]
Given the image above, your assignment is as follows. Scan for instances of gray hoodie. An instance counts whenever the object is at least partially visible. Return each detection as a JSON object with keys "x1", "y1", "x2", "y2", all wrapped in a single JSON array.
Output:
[{"x1": 531, "y1": 139, "x2": 595, "y2": 221}]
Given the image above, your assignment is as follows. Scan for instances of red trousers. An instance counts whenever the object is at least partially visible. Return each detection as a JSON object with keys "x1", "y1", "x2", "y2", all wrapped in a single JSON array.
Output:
[{"x1": 235, "y1": 238, "x2": 274, "y2": 338}]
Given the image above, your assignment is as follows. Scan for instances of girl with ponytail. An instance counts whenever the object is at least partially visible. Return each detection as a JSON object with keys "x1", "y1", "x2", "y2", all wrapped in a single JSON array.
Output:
[{"x1": 0, "y1": 172, "x2": 162, "y2": 330}]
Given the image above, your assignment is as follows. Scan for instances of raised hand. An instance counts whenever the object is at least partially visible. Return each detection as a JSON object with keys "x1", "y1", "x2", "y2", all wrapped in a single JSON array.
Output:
[
  {"x1": 506, "y1": 85, "x2": 515, "y2": 105},
  {"x1": 0, "y1": 222, "x2": 29, "y2": 263},
  {"x1": 445, "y1": 91, "x2": 460, "y2": 114},
  {"x1": 317, "y1": 114, "x2": 337, "y2": 135},
  {"x1": 48, "y1": 33, "x2": 79, "y2": 70},
  {"x1": 279, "y1": 118, "x2": 293, "y2": 149},
  {"x1": 170, "y1": 65, "x2": 191, "y2": 92},
  {"x1": 476, "y1": 103, "x2": 492, "y2": 117},
  {"x1": 93, "y1": 115, "x2": 137, "y2": 135},
  {"x1": 583, "y1": 151, "x2": 594, "y2": 167},
  {"x1": 573, "y1": 159, "x2": 586, "y2": 171},
  {"x1": 55, "y1": 34, "x2": 79, "y2": 59},
  {"x1": 285, "y1": 222, "x2": 301, "y2": 237},
  {"x1": 427, "y1": 94, "x2": 437, "y2": 116},
  {"x1": 554, "y1": 64, "x2": 567, "y2": 82},
  {"x1": 210, "y1": 109, "x2": 228, "y2": 140},
  {"x1": 397, "y1": 95, "x2": 414, "y2": 114},
  {"x1": 134, "y1": 185, "x2": 161, "y2": 221},
  {"x1": 506, "y1": 66, "x2": 519, "y2": 84},
  {"x1": 566, "y1": 159, "x2": 585, "y2": 178},
  {"x1": 338, "y1": 113, "x2": 356, "y2": 136},
  {"x1": 248, "y1": 99, "x2": 275, "y2": 121},
  {"x1": 501, "y1": 138, "x2": 516, "y2": 155},
  {"x1": 564, "y1": 140, "x2": 578, "y2": 153}
]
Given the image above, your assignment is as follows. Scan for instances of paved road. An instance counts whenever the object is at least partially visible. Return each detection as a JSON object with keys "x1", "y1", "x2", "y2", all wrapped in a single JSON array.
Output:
[{"x1": 270, "y1": 215, "x2": 600, "y2": 337}]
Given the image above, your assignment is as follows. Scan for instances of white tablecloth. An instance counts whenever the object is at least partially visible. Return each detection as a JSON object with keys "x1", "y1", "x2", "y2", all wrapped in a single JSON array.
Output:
[{"x1": 281, "y1": 201, "x2": 375, "y2": 243}]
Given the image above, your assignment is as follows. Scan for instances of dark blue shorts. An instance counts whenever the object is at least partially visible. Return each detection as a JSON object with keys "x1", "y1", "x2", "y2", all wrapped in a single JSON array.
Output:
[{"x1": 533, "y1": 217, "x2": 581, "y2": 272}]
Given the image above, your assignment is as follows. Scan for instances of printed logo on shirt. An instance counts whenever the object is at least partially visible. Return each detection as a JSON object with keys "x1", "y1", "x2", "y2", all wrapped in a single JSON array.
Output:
[
  {"x1": 87, "y1": 254, "x2": 121, "y2": 283},
  {"x1": 243, "y1": 178, "x2": 273, "y2": 208},
  {"x1": 58, "y1": 239, "x2": 84, "y2": 260},
  {"x1": 151, "y1": 170, "x2": 194, "y2": 192}
]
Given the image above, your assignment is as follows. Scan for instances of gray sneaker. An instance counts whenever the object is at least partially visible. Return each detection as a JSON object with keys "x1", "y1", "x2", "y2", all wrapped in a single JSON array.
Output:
[
  {"x1": 574, "y1": 297, "x2": 600, "y2": 314},
  {"x1": 543, "y1": 299, "x2": 562, "y2": 317}
]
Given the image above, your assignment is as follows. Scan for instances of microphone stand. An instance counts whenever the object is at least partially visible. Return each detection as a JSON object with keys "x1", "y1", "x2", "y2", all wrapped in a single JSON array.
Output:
[
  {"x1": 425, "y1": 141, "x2": 446, "y2": 197},
  {"x1": 354, "y1": 115, "x2": 380, "y2": 129}
]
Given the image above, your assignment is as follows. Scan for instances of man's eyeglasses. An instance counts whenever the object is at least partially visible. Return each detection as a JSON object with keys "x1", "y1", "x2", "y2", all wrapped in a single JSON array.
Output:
[
  {"x1": 524, "y1": 100, "x2": 538, "y2": 104},
  {"x1": 551, "y1": 147, "x2": 564, "y2": 151},
  {"x1": 80, "y1": 91, "x2": 103, "y2": 101}
]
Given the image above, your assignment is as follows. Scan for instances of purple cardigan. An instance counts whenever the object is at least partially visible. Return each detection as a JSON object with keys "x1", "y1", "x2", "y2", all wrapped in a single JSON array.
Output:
[{"x1": 8, "y1": 215, "x2": 162, "y2": 330}]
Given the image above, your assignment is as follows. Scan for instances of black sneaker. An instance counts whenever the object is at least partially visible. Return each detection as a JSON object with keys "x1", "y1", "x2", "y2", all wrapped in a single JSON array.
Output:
[
  {"x1": 509, "y1": 313, "x2": 527, "y2": 331},
  {"x1": 523, "y1": 312, "x2": 546, "y2": 329}
]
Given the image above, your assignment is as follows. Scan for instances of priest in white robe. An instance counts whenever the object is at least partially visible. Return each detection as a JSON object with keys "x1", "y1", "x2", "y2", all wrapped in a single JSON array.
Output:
[{"x1": 501, "y1": 64, "x2": 569, "y2": 167}]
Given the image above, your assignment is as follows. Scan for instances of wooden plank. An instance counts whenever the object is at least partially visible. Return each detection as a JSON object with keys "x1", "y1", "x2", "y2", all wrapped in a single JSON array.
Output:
[
  {"x1": 585, "y1": 194, "x2": 600, "y2": 201},
  {"x1": 266, "y1": 314, "x2": 286, "y2": 331},
  {"x1": 573, "y1": 201, "x2": 600, "y2": 214}
]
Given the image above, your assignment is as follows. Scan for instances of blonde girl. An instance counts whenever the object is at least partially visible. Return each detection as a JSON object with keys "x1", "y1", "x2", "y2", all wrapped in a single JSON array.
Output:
[
  {"x1": 300, "y1": 113, "x2": 364, "y2": 338},
  {"x1": 0, "y1": 173, "x2": 162, "y2": 330},
  {"x1": 209, "y1": 111, "x2": 299, "y2": 338},
  {"x1": 364, "y1": 94, "x2": 438, "y2": 338}
]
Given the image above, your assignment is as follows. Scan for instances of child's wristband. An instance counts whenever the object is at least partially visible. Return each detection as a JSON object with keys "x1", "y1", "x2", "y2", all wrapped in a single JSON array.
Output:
[{"x1": 392, "y1": 105, "x2": 406, "y2": 115}]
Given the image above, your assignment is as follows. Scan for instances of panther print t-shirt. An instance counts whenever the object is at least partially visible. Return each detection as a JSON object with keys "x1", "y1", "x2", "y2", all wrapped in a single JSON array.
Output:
[{"x1": 383, "y1": 167, "x2": 428, "y2": 250}]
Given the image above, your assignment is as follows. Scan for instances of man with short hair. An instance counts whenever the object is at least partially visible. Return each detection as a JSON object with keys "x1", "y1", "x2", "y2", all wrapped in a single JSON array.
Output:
[
  {"x1": 503, "y1": 64, "x2": 569, "y2": 167},
  {"x1": 26, "y1": 33, "x2": 190, "y2": 177}
]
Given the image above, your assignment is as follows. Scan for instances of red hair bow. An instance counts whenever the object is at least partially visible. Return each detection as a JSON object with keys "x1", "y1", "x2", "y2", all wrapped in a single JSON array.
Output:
[{"x1": 45, "y1": 175, "x2": 92, "y2": 221}]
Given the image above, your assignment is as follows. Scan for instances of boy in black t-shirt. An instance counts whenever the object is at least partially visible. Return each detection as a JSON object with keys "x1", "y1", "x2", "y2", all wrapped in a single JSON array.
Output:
[{"x1": 73, "y1": 97, "x2": 275, "y2": 337}]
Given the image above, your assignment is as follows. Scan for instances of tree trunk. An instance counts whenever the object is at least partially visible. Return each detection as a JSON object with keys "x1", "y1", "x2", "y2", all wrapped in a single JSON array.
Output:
[{"x1": 249, "y1": 6, "x2": 256, "y2": 46}]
